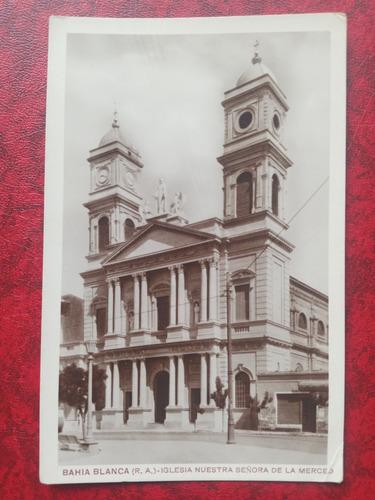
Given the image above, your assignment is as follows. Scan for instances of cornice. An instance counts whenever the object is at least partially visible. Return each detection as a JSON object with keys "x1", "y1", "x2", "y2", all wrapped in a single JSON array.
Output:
[
  {"x1": 225, "y1": 226, "x2": 294, "y2": 254},
  {"x1": 290, "y1": 276, "x2": 329, "y2": 303},
  {"x1": 95, "y1": 338, "x2": 222, "y2": 363},
  {"x1": 257, "y1": 371, "x2": 328, "y2": 381},
  {"x1": 217, "y1": 138, "x2": 292, "y2": 170}
]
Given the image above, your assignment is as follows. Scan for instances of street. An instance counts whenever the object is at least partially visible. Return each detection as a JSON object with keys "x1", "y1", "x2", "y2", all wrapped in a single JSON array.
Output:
[{"x1": 59, "y1": 431, "x2": 327, "y2": 466}]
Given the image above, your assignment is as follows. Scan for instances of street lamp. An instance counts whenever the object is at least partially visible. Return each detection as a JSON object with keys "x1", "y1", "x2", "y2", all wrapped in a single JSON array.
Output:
[
  {"x1": 226, "y1": 273, "x2": 235, "y2": 444},
  {"x1": 84, "y1": 339, "x2": 97, "y2": 450}
]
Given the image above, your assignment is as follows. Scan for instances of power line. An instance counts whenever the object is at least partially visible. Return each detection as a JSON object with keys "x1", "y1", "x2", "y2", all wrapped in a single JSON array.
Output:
[
  {"x1": 244, "y1": 176, "x2": 329, "y2": 273},
  {"x1": 62, "y1": 177, "x2": 328, "y2": 330}
]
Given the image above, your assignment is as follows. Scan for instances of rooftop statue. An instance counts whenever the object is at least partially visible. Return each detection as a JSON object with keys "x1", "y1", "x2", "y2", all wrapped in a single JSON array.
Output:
[
  {"x1": 154, "y1": 177, "x2": 167, "y2": 214},
  {"x1": 170, "y1": 190, "x2": 186, "y2": 215}
]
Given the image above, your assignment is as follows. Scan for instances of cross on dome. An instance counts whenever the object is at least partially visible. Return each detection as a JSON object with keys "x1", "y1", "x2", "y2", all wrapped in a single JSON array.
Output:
[
  {"x1": 236, "y1": 39, "x2": 277, "y2": 86},
  {"x1": 112, "y1": 104, "x2": 119, "y2": 129},
  {"x1": 99, "y1": 108, "x2": 133, "y2": 148},
  {"x1": 252, "y1": 39, "x2": 262, "y2": 65}
]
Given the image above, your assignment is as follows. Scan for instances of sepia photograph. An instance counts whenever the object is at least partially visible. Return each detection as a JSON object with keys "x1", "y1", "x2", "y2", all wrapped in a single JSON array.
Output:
[{"x1": 40, "y1": 14, "x2": 346, "y2": 484}]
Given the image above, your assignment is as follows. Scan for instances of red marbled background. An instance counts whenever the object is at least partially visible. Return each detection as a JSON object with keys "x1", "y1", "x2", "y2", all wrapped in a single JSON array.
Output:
[{"x1": 0, "y1": 1, "x2": 374, "y2": 499}]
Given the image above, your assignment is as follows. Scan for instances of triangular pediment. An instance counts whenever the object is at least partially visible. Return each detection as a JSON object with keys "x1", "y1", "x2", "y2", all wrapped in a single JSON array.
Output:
[{"x1": 103, "y1": 222, "x2": 215, "y2": 265}]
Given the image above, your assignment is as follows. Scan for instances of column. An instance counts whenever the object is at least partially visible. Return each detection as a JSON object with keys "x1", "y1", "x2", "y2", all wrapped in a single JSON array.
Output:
[
  {"x1": 133, "y1": 274, "x2": 140, "y2": 330},
  {"x1": 89, "y1": 218, "x2": 94, "y2": 252},
  {"x1": 110, "y1": 208, "x2": 115, "y2": 244},
  {"x1": 169, "y1": 357, "x2": 176, "y2": 407},
  {"x1": 200, "y1": 353, "x2": 208, "y2": 406},
  {"x1": 177, "y1": 265, "x2": 185, "y2": 324},
  {"x1": 140, "y1": 273, "x2": 149, "y2": 330},
  {"x1": 114, "y1": 278, "x2": 121, "y2": 332},
  {"x1": 92, "y1": 307, "x2": 97, "y2": 341},
  {"x1": 262, "y1": 173, "x2": 268, "y2": 211},
  {"x1": 169, "y1": 266, "x2": 177, "y2": 326},
  {"x1": 139, "y1": 359, "x2": 147, "y2": 407},
  {"x1": 177, "y1": 355, "x2": 185, "y2": 407},
  {"x1": 105, "y1": 363, "x2": 112, "y2": 408},
  {"x1": 131, "y1": 359, "x2": 138, "y2": 408},
  {"x1": 208, "y1": 257, "x2": 218, "y2": 321},
  {"x1": 107, "y1": 280, "x2": 113, "y2": 334},
  {"x1": 93, "y1": 224, "x2": 98, "y2": 253},
  {"x1": 252, "y1": 171, "x2": 256, "y2": 213},
  {"x1": 294, "y1": 310, "x2": 298, "y2": 331},
  {"x1": 113, "y1": 361, "x2": 120, "y2": 408},
  {"x1": 200, "y1": 260, "x2": 207, "y2": 322},
  {"x1": 209, "y1": 353, "x2": 217, "y2": 406}
]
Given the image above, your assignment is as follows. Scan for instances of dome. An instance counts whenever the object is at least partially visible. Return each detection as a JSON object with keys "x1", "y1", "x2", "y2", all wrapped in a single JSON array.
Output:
[
  {"x1": 236, "y1": 51, "x2": 277, "y2": 87},
  {"x1": 99, "y1": 117, "x2": 132, "y2": 148}
]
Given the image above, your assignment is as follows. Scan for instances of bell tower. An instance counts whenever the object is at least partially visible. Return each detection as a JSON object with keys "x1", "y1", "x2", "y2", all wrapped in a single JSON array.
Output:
[
  {"x1": 219, "y1": 44, "x2": 294, "y2": 332},
  {"x1": 218, "y1": 43, "x2": 292, "y2": 234},
  {"x1": 84, "y1": 113, "x2": 144, "y2": 258}
]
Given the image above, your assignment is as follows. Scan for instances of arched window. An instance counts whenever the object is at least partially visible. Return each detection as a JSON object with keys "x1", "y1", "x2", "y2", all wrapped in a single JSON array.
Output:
[
  {"x1": 236, "y1": 172, "x2": 253, "y2": 217},
  {"x1": 317, "y1": 321, "x2": 325, "y2": 337},
  {"x1": 124, "y1": 218, "x2": 135, "y2": 240},
  {"x1": 235, "y1": 371, "x2": 250, "y2": 408},
  {"x1": 98, "y1": 216, "x2": 109, "y2": 251},
  {"x1": 272, "y1": 174, "x2": 280, "y2": 216},
  {"x1": 298, "y1": 313, "x2": 307, "y2": 330}
]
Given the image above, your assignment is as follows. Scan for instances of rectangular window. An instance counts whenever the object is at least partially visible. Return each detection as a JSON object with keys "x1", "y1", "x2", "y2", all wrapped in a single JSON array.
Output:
[
  {"x1": 277, "y1": 394, "x2": 302, "y2": 425},
  {"x1": 235, "y1": 284, "x2": 249, "y2": 321},
  {"x1": 157, "y1": 295, "x2": 169, "y2": 330},
  {"x1": 61, "y1": 301, "x2": 70, "y2": 316},
  {"x1": 96, "y1": 307, "x2": 107, "y2": 338}
]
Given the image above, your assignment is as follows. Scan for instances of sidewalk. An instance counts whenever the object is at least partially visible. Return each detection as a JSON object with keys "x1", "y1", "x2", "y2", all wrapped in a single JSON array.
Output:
[{"x1": 59, "y1": 431, "x2": 327, "y2": 466}]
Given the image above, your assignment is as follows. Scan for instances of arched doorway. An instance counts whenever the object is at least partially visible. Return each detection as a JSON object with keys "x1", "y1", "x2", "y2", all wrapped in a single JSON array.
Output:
[{"x1": 154, "y1": 371, "x2": 169, "y2": 423}]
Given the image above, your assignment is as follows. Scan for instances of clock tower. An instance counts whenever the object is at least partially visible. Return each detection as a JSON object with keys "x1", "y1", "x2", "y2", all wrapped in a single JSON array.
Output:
[{"x1": 84, "y1": 114, "x2": 144, "y2": 258}]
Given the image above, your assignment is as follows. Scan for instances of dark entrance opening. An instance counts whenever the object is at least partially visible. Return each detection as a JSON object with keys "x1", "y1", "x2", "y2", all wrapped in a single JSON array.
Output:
[
  {"x1": 302, "y1": 397, "x2": 317, "y2": 433},
  {"x1": 154, "y1": 371, "x2": 169, "y2": 423},
  {"x1": 123, "y1": 391, "x2": 132, "y2": 424},
  {"x1": 190, "y1": 388, "x2": 201, "y2": 423}
]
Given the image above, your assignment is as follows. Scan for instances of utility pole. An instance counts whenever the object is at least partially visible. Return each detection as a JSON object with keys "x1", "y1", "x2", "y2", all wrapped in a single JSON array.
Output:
[
  {"x1": 84, "y1": 339, "x2": 98, "y2": 451},
  {"x1": 226, "y1": 272, "x2": 235, "y2": 444}
]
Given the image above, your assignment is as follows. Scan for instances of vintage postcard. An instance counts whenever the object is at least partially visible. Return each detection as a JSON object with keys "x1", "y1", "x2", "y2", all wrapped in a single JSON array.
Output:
[{"x1": 40, "y1": 14, "x2": 346, "y2": 484}]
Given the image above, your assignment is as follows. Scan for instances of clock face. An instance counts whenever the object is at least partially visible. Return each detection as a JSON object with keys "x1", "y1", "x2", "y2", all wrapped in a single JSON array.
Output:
[
  {"x1": 124, "y1": 171, "x2": 135, "y2": 188},
  {"x1": 97, "y1": 167, "x2": 109, "y2": 185}
]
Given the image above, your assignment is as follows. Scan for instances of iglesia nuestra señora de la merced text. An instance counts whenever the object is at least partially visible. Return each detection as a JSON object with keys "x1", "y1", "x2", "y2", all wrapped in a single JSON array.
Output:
[{"x1": 60, "y1": 45, "x2": 329, "y2": 435}]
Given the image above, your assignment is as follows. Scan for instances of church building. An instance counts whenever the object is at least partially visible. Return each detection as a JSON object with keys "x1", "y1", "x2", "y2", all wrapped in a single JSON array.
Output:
[{"x1": 60, "y1": 46, "x2": 328, "y2": 434}]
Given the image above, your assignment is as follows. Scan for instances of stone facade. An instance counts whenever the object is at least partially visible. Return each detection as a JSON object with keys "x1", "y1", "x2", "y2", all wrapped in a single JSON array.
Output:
[{"x1": 60, "y1": 48, "x2": 328, "y2": 434}]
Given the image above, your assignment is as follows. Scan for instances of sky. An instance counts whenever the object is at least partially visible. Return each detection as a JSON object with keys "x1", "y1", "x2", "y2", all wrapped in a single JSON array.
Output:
[{"x1": 62, "y1": 29, "x2": 330, "y2": 298}]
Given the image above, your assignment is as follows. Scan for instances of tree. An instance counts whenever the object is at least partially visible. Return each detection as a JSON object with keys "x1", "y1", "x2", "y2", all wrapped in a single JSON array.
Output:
[
  {"x1": 59, "y1": 363, "x2": 107, "y2": 438},
  {"x1": 210, "y1": 376, "x2": 228, "y2": 432}
]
